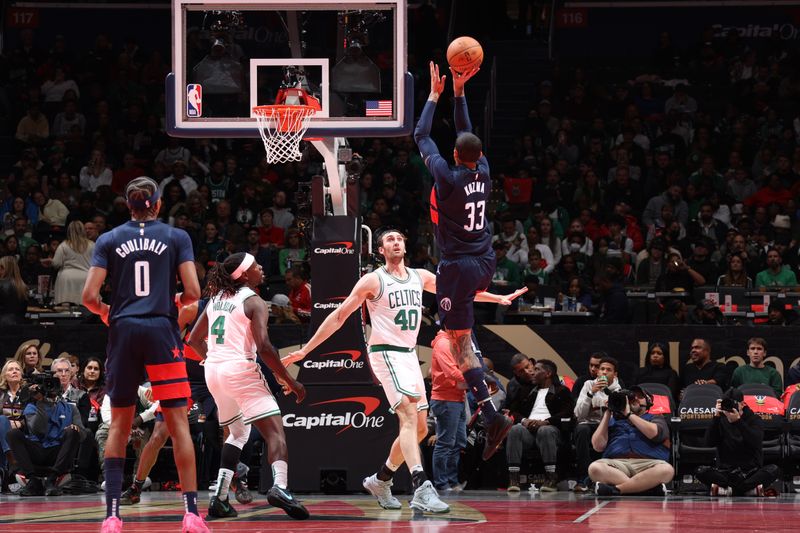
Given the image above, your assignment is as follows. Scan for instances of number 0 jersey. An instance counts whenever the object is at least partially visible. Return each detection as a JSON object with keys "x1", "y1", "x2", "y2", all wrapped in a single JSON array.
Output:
[
  {"x1": 91, "y1": 220, "x2": 194, "y2": 322},
  {"x1": 366, "y1": 267, "x2": 424, "y2": 349},
  {"x1": 205, "y1": 287, "x2": 258, "y2": 363}
]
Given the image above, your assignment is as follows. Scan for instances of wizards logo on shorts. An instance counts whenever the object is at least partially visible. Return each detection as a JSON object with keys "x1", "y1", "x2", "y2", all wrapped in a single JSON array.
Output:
[{"x1": 186, "y1": 84, "x2": 202, "y2": 117}]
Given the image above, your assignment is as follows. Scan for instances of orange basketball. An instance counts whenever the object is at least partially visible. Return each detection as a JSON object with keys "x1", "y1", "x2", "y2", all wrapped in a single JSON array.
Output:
[{"x1": 447, "y1": 36, "x2": 483, "y2": 74}]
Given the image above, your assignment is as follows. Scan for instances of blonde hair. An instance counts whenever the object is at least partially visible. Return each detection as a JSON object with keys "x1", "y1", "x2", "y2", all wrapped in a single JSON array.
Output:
[
  {"x1": 0, "y1": 359, "x2": 23, "y2": 390},
  {"x1": 66, "y1": 220, "x2": 90, "y2": 254},
  {"x1": 0, "y1": 255, "x2": 27, "y2": 300},
  {"x1": 14, "y1": 342, "x2": 42, "y2": 372}
]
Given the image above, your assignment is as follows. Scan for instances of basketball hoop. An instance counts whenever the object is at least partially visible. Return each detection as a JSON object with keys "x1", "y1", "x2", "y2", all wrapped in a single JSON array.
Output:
[{"x1": 253, "y1": 104, "x2": 317, "y2": 164}]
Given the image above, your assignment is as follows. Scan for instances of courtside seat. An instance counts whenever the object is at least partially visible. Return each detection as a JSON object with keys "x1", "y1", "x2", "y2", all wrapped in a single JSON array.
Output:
[
  {"x1": 676, "y1": 384, "x2": 722, "y2": 493},
  {"x1": 737, "y1": 384, "x2": 784, "y2": 468},
  {"x1": 784, "y1": 392, "x2": 800, "y2": 492}
]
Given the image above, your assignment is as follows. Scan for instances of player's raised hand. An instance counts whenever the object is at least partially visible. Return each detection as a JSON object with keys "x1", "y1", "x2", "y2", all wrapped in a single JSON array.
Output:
[
  {"x1": 450, "y1": 66, "x2": 480, "y2": 97},
  {"x1": 281, "y1": 350, "x2": 306, "y2": 368},
  {"x1": 429, "y1": 61, "x2": 446, "y2": 99},
  {"x1": 495, "y1": 286, "x2": 529, "y2": 306}
]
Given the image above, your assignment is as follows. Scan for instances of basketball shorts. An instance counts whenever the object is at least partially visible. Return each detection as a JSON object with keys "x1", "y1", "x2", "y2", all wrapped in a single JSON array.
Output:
[
  {"x1": 368, "y1": 344, "x2": 428, "y2": 413},
  {"x1": 204, "y1": 358, "x2": 280, "y2": 426},
  {"x1": 436, "y1": 253, "x2": 495, "y2": 330},
  {"x1": 106, "y1": 316, "x2": 191, "y2": 407}
]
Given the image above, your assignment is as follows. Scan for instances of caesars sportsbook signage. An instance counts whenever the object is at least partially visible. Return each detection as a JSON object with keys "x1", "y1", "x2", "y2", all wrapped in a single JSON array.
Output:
[{"x1": 302, "y1": 215, "x2": 371, "y2": 385}]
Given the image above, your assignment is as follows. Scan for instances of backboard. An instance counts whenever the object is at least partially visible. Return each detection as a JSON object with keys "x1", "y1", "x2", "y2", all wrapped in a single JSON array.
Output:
[{"x1": 168, "y1": 0, "x2": 411, "y2": 139}]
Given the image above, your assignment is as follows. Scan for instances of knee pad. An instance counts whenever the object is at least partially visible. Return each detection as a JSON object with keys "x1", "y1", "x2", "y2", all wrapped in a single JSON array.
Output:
[{"x1": 224, "y1": 418, "x2": 251, "y2": 450}]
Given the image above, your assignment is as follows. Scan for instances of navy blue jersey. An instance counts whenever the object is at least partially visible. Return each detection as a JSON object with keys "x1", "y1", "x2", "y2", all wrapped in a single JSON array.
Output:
[
  {"x1": 91, "y1": 220, "x2": 194, "y2": 322},
  {"x1": 415, "y1": 97, "x2": 492, "y2": 258}
]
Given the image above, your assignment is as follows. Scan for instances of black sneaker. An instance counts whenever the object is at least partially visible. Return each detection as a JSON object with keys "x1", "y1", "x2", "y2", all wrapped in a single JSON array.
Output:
[
  {"x1": 44, "y1": 477, "x2": 62, "y2": 497},
  {"x1": 267, "y1": 485, "x2": 309, "y2": 520},
  {"x1": 595, "y1": 483, "x2": 621, "y2": 496},
  {"x1": 20, "y1": 477, "x2": 45, "y2": 497},
  {"x1": 482, "y1": 414, "x2": 514, "y2": 461},
  {"x1": 207, "y1": 496, "x2": 238, "y2": 519},
  {"x1": 120, "y1": 485, "x2": 141, "y2": 505},
  {"x1": 231, "y1": 474, "x2": 253, "y2": 504}
]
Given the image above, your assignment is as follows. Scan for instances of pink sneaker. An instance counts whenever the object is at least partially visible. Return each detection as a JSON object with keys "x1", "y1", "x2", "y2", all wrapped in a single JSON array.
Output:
[
  {"x1": 182, "y1": 512, "x2": 211, "y2": 533},
  {"x1": 100, "y1": 516, "x2": 123, "y2": 533}
]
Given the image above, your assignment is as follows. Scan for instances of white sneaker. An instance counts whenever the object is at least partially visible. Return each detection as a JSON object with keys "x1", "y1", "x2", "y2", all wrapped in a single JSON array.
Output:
[
  {"x1": 362, "y1": 474, "x2": 401, "y2": 510},
  {"x1": 410, "y1": 480, "x2": 450, "y2": 514}
]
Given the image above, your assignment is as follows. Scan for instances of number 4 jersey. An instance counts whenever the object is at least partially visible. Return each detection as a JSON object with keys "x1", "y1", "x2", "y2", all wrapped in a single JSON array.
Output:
[
  {"x1": 366, "y1": 267, "x2": 424, "y2": 349},
  {"x1": 205, "y1": 286, "x2": 258, "y2": 363},
  {"x1": 92, "y1": 220, "x2": 194, "y2": 322}
]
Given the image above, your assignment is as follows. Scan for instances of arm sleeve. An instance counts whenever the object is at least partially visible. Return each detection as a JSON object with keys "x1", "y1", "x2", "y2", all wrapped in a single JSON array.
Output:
[
  {"x1": 704, "y1": 417, "x2": 722, "y2": 446},
  {"x1": 573, "y1": 381, "x2": 592, "y2": 419},
  {"x1": 650, "y1": 416, "x2": 670, "y2": 443},
  {"x1": 454, "y1": 96, "x2": 472, "y2": 136},
  {"x1": 414, "y1": 100, "x2": 452, "y2": 185},
  {"x1": 769, "y1": 369, "x2": 784, "y2": 397},
  {"x1": 548, "y1": 387, "x2": 575, "y2": 427},
  {"x1": 52, "y1": 243, "x2": 66, "y2": 269},
  {"x1": 69, "y1": 403, "x2": 88, "y2": 440}
]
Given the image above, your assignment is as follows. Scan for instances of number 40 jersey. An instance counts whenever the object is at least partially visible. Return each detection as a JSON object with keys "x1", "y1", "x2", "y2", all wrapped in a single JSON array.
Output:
[
  {"x1": 366, "y1": 267, "x2": 424, "y2": 349},
  {"x1": 92, "y1": 220, "x2": 194, "y2": 323}
]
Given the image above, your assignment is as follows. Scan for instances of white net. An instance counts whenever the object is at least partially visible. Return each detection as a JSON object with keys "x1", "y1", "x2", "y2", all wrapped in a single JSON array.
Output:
[{"x1": 253, "y1": 105, "x2": 316, "y2": 164}]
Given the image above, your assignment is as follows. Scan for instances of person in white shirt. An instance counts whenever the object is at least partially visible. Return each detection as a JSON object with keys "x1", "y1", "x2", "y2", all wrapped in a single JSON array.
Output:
[
  {"x1": 78, "y1": 150, "x2": 112, "y2": 192},
  {"x1": 505, "y1": 359, "x2": 575, "y2": 492}
]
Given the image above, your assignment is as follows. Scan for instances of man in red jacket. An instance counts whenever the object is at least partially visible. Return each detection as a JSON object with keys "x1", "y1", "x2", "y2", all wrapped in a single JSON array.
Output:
[{"x1": 430, "y1": 330, "x2": 468, "y2": 491}]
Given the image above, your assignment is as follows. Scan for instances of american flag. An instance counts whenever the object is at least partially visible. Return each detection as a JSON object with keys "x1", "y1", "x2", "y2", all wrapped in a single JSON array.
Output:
[{"x1": 366, "y1": 100, "x2": 393, "y2": 117}]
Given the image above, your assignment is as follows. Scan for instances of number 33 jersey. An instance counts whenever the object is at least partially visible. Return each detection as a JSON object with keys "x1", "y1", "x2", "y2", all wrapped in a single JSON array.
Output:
[
  {"x1": 366, "y1": 267, "x2": 424, "y2": 349},
  {"x1": 205, "y1": 286, "x2": 258, "y2": 363},
  {"x1": 91, "y1": 220, "x2": 194, "y2": 322},
  {"x1": 427, "y1": 155, "x2": 492, "y2": 258}
]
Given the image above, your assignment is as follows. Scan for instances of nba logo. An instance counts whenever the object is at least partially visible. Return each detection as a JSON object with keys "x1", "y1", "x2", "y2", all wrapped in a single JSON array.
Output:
[{"x1": 187, "y1": 84, "x2": 202, "y2": 117}]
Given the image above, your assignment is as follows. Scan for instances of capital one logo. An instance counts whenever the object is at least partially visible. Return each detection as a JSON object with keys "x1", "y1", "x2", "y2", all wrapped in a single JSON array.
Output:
[
  {"x1": 313, "y1": 296, "x2": 346, "y2": 310},
  {"x1": 303, "y1": 350, "x2": 365, "y2": 372},
  {"x1": 314, "y1": 241, "x2": 356, "y2": 255},
  {"x1": 282, "y1": 396, "x2": 385, "y2": 434}
]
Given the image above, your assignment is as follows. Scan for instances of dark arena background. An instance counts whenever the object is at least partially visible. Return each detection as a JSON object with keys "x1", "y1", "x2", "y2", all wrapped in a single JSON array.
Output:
[{"x1": 2, "y1": 0, "x2": 800, "y2": 531}]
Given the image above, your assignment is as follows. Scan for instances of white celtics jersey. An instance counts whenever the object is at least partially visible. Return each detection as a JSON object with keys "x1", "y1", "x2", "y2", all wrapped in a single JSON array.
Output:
[
  {"x1": 205, "y1": 286, "x2": 258, "y2": 363},
  {"x1": 366, "y1": 267, "x2": 423, "y2": 349}
]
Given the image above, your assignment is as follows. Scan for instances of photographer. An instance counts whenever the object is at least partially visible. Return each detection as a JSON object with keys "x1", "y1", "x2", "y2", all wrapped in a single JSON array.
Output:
[
  {"x1": 6, "y1": 366, "x2": 86, "y2": 496},
  {"x1": 589, "y1": 386, "x2": 674, "y2": 495},
  {"x1": 696, "y1": 389, "x2": 780, "y2": 496}
]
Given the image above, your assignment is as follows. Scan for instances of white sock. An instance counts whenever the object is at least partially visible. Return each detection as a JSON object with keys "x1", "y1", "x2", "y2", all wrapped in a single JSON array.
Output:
[
  {"x1": 386, "y1": 459, "x2": 400, "y2": 472},
  {"x1": 410, "y1": 464, "x2": 424, "y2": 474},
  {"x1": 272, "y1": 460, "x2": 288, "y2": 489},
  {"x1": 215, "y1": 468, "x2": 234, "y2": 499}
]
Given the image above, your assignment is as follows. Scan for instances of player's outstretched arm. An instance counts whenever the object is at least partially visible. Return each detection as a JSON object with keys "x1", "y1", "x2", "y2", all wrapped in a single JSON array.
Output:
[
  {"x1": 414, "y1": 62, "x2": 447, "y2": 168},
  {"x1": 247, "y1": 296, "x2": 305, "y2": 403},
  {"x1": 417, "y1": 269, "x2": 527, "y2": 305},
  {"x1": 282, "y1": 273, "x2": 379, "y2": 367},
  {"x1": 82, "y1": 266, "x2": 110, "y2": 325},
  {"x1": 187, "y1": 307, "x2": 210, "y2": 361}
]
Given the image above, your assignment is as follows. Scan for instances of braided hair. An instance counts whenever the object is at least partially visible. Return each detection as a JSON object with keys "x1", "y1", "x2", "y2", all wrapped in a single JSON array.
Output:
[{"x1": 203, "y1": 252, "x2": 248, "y2": 299}]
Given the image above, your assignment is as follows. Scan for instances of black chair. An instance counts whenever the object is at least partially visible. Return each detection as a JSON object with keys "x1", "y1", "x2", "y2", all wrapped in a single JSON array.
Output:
[
  {"x1": 737, "y1": 383, "x2": 778, "y2": 398},
  {"x1": 784, "y1": 392, "x2": 800, "y2": 492},
  {"x1": 639, "y1": 382, "x2": 677, "y2": 415},
  {"x1": 736, "y1": 385, "x2": 784, "y2": 470},
  {"x1": 676, "y1": 384, "x2": 722, "y2": 493}
]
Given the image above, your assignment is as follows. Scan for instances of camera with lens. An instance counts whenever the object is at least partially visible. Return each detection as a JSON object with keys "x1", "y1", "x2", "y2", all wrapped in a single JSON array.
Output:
[
  {"x1": 608, "y1": 390, "x2": 634, "y2": 418},
  {"x1": 719, "y1": 397, "x2": 738, "y2": 412},
  {"x1": 31, "y1": 371, "x2": 62, "y2": 398}
]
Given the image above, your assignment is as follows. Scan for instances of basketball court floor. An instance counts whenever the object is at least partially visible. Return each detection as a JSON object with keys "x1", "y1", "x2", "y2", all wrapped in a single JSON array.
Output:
[{"x1": 1, "y1": 491, "x2": 797, "y2": 532}]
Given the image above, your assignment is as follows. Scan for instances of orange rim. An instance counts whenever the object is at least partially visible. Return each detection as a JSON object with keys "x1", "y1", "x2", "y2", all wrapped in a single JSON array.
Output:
[{"x1": 252, "y1": 105, "x2": 316, "y2": 133}]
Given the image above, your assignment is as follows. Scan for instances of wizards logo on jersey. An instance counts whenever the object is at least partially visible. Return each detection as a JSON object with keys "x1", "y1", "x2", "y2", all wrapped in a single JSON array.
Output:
[{"x1": 186, "y1": 84, "x2": 202, "y2": 117}]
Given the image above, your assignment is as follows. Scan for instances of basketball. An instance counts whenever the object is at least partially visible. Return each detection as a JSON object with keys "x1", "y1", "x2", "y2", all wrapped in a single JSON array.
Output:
[{"x1": 447, "y1": 36, "x2": 483, "y2": 74}]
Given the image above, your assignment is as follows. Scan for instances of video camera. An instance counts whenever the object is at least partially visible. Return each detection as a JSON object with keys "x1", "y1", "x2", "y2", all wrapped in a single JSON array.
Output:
[
  {"x1": 608, "y1": 386, "x2": 653, "y2": 419},
  {"x1": 30, "y1": 371, "x2": 62, "y2": 399}
]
